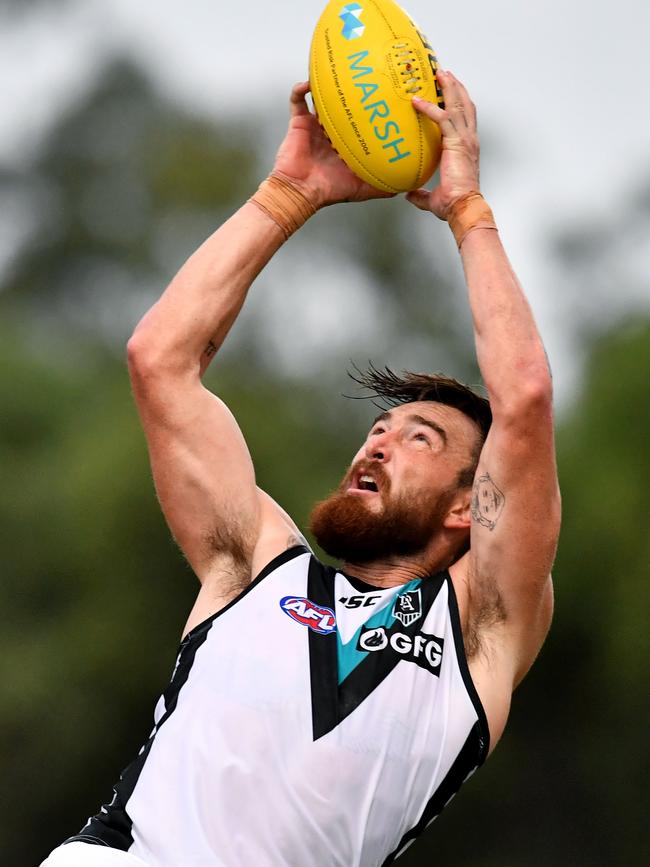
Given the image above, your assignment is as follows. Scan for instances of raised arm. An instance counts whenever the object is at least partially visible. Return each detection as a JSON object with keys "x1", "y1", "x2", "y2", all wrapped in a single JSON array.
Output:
[
  {"x1": 127, "y1": 83, "x2": 390, "y2": 594},
  {"x1": 409, "y1": 72, "x2": 561, "y2": 690}
]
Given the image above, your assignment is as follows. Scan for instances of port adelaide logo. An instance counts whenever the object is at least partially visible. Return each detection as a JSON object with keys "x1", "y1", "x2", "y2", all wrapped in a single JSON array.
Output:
[
  {"x1": 280, "y1": 596, "x2": 337, "y2": 635},
  {"x1": 392, "y1": 588, "x2": 422, "y2": 627}
]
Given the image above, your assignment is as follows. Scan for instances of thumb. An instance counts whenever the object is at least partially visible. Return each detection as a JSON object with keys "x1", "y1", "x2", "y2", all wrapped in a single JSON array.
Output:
[{"x1": 405, "y1": 188, "x2": 432, "y2": 211}]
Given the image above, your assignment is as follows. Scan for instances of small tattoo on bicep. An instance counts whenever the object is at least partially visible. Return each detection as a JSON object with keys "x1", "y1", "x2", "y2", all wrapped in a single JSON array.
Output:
[{"x1": 471, "y1": 472, "x2": 505, "y2": 531}]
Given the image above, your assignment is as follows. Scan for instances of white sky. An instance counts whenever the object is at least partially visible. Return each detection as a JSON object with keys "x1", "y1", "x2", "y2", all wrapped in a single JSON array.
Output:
[{"x1": 1, "y1": 0, "x2": 649, "y2": 404}]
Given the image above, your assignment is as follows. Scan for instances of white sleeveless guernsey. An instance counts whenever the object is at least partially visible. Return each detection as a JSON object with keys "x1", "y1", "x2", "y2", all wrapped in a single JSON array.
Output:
[{"x1": 64, "y1": 547, "x2": 489, "y2": 866}]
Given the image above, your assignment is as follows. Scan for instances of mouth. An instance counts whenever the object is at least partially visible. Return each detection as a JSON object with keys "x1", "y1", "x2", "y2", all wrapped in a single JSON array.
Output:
[{"x1": 347, "y1": 469, "x2": 380, "y2": 495}]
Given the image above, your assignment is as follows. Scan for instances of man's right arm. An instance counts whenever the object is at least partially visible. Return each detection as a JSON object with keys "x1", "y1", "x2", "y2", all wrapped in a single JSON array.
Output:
[
  {"x1": 127, "y1": 202, "x2": 288, "y2": 583},
  {"x1": 127, "y1": 82, "x2": 389, "y2": 588},
  {"x1": 410, "y1": 73, "x2": 560, "y2": 716}
]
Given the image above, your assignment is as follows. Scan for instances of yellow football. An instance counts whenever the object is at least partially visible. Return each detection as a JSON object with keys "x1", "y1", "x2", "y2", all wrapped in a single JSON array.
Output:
[{"x1": 309, "y1": 0, "x2": 444, "y2": 194}]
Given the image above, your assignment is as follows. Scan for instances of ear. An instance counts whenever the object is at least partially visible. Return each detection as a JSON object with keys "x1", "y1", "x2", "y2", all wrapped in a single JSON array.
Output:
[{"x1": 443, "y1": 488, "x2": 472, "y2": 530}]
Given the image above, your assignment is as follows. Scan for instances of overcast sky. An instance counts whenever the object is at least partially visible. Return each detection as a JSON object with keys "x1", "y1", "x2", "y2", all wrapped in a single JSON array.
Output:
[{"x1": 1, "y1": 0, "x2": 648, "y2": 403}]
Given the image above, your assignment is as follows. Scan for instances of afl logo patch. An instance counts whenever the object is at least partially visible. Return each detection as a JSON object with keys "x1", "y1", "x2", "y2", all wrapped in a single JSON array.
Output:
[{"x1": 280, "y1": 596, "x2": 337, "y2": 635}]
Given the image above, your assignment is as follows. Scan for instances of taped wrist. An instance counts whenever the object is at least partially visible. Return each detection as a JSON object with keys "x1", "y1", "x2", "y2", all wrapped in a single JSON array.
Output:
[
  {"x1": 249, "y1": 174, "x2": 317, "y2": 240},
  {"x1": 447, "y1": 191, "x2": 498, "y2": 249}
]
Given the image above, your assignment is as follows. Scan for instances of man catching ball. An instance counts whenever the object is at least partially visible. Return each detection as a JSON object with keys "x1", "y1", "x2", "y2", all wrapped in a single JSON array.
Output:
[{"x1": 42, "y1": 70, "x2": 560, "y2": 867}]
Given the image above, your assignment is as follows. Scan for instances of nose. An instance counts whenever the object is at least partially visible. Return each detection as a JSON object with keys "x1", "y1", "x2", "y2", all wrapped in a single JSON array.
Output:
[{"x1": 365, "y1": 429, "x2": 391, "y2": 462}]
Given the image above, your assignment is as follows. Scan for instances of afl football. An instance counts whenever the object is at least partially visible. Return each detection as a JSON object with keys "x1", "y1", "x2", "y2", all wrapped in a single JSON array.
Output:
[{"x1": 309, "y1": 0, "x2": 444, "y2": 193}]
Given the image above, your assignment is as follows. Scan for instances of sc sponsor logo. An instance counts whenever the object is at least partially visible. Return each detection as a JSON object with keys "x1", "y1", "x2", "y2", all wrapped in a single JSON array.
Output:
[
  {"x1": 357, "y1": 626, "x2": 443, "y2": 675},
  {"x1": 279, "y1": 596, "x2": 337, "y2": 635},
  {"x1": 338, "y1": 594, "x2": 381, "y2": 609}
]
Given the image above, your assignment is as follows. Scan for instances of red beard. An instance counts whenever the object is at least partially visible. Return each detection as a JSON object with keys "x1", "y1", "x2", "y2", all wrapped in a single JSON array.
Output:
[{"x1": 309, "y1": 463, "x2": 453, "y2": 565}]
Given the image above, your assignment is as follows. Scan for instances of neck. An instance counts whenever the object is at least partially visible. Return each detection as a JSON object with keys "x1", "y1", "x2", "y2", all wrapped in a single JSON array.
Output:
[{"x1": 342, "y1": 546, "x2": 454, "y2": 589}]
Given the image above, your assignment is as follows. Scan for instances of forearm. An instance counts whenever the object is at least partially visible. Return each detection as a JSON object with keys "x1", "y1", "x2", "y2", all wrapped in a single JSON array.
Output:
[
  {"x1": 127, "y1": 74, "x2": 393, "y2": 378},
  {"x1": 409, "y1": 74, "x2": 553, "y2": 410},
  {"x1": 459, "y1": 226, "x2": 551, "y2": 413},
  {"x1": 128, "y1": 200, "x2": 286, "y2": 376}
]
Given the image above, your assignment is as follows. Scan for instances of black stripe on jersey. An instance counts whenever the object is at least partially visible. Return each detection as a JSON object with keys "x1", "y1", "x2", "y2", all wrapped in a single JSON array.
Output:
[
  {"x1": 445, "y1": 574, "x2": 490, "y2": 758},
  {"x1": 307, "y1": 557, "x2": 340, "y2": 739},
  {"x1": 66, "y1": 546, "x2": 310, "y2": 850},
  {"x1": 65, "y1": 625, "x2": 211, "y2": 850},
  {"x1": 308, "y1": 558, "x2": 446, "y2": 741},
  {"x1": 66, "y1": 545, "x2": 310, "y2": 850},
  {"x1": 66, "y1": 545, "x2": 311, "y2": 850},
  {"x1": 65, "y1": 729, "x2": 156, "y2": 849},
  {"x1": 380, "y1": 720, "x2": 486, "y2": 865}
]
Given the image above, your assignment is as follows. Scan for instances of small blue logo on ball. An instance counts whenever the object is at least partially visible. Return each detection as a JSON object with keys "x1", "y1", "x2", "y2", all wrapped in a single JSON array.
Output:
[{"x1": 340, "y1": 3, "x2": 365, "y2": 40}]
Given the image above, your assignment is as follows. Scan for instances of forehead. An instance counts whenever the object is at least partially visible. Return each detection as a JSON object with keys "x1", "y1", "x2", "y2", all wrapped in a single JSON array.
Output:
[{"x1": 372, "y1": 401, "x2": 479, "y2": 444}]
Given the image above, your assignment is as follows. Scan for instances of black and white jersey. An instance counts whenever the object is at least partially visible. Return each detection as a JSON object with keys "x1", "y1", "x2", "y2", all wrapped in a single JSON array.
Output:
[{"x1": 66, "y1": 547, "x2": 489, "y2": 866}]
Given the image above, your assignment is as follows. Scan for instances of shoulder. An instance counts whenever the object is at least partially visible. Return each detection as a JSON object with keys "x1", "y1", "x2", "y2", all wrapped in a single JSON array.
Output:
[
  {"x1": 251, "y1": 488, "x2": 313, "y2": 578},
  {"x1": 181, "y1": 491, "x2": 311, "y2": 640}
]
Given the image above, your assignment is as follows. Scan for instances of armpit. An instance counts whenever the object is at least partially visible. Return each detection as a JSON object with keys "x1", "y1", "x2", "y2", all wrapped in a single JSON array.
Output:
[
  {"x1": 202, "y1": 518, "x2": 256, "y2": 590},
  {"x1": 465, "y1": 570, "x2": 507, "y2": 660}
]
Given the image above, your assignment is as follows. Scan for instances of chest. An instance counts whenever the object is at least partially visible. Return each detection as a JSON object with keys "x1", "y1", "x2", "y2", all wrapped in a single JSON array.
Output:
[{"x1": 179, "y1": 559, "x2": 476, "y2": 749}]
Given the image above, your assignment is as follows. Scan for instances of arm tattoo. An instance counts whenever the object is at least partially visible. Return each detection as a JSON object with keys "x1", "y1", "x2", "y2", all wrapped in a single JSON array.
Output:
[{"x1": 471, "y1": 472, "x2": 505, "y2": 531}]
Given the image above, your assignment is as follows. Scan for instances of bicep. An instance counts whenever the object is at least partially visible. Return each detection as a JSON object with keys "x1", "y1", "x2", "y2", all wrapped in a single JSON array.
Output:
[
  {"x1": 469, "y1": 400, "x2": 561, "y2": 629},
  {"x1": 136, "y1": 378, "x2": 260, "y2": 582}
]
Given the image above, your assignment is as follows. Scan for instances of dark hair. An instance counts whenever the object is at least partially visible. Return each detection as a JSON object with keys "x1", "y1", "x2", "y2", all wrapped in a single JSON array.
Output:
[{"x1": 346, "y1": 363, "x2": 492, "y2": 486}]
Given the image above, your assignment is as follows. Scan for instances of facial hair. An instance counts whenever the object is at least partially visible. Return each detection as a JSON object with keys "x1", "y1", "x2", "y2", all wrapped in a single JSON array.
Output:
[{"x1": 309, "y1": 463, "x2": 454, "y2": 565}]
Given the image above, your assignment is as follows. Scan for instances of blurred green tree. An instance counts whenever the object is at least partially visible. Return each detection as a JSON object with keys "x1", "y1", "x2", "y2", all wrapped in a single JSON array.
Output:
[{"x1": 0, "y1": 60, "x2": 259, "y2": 346}]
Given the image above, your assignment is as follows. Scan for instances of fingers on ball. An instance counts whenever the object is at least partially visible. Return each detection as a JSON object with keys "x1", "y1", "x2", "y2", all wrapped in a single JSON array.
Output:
[
  {"x1": 406, "y1": 188, "x2": 431, "y2": 211},
  {"x1": 439, "y1": 73, "x2": 476, "y2": 128},
  {"x1": 412, "y1": 96, "x2": 445, "y2": 119},
  {"x1": 290, "y1": 82, "x2": 311, "y2": 116}
]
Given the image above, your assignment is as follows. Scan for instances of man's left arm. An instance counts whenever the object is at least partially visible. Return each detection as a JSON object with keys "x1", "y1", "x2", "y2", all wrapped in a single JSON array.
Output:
[
  {"x1": 411, "y1": 72, "x2": 561, "y2": 687},
  {"x1": 461, "y1": 225, "x2": 560, "y2": 687}
]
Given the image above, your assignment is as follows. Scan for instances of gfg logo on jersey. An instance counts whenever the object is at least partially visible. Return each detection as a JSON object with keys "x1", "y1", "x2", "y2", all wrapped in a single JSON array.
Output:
[
  {"x1": 392, "y1": 588, "x2": 422, "y2": 627},
  {"x1": 357, "y1": 626, "x2": 443, "y2": 675},
  {"x1": 280, "y1": 597, "x2": 337, "y2": 635}
]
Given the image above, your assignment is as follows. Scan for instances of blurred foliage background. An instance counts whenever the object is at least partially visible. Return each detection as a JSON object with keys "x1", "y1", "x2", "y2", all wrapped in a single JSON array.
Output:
[{"x1": 0, "y1": 43, "x2": 648, "y2": 867}]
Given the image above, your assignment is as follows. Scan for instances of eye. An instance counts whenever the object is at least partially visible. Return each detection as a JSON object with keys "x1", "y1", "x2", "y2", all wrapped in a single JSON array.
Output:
[
  {"x1": 371, "y1": 426, "x2": 385, "y2": 436},
  {"x1": 413, "y1": 432, "x2": 430, "y2": 444}
]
